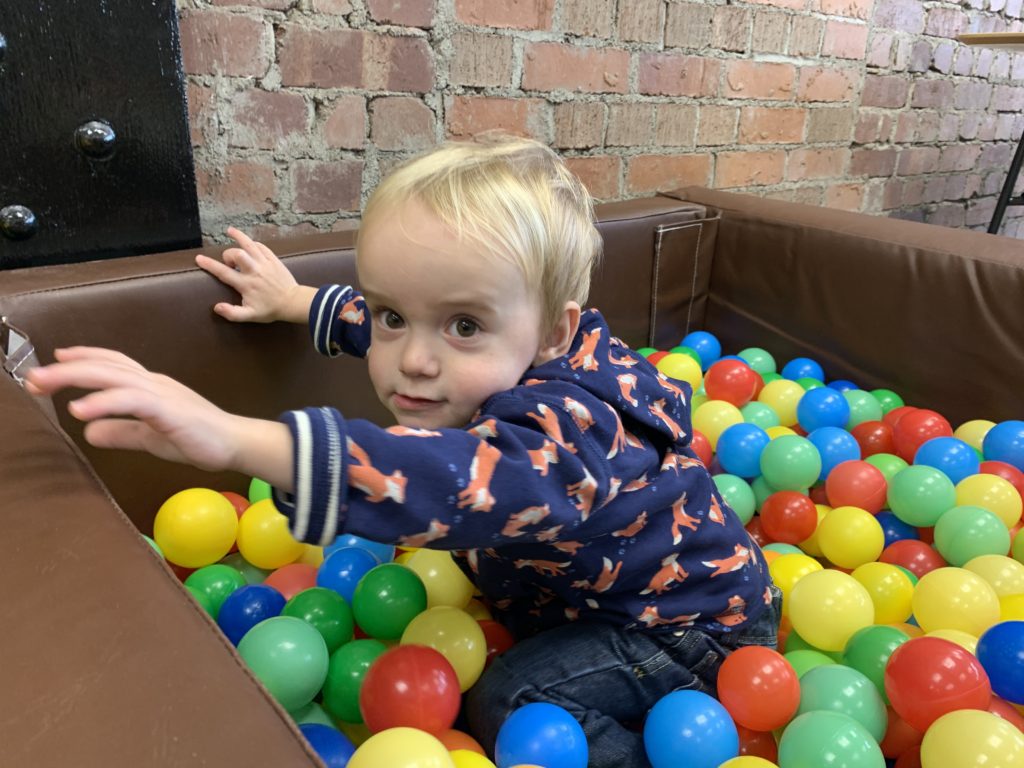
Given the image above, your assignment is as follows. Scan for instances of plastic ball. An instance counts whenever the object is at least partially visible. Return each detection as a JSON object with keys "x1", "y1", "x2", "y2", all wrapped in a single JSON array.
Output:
[
  {"x1": 236, "y1": 615, "x2": 329, "y2": 712},
  {"x1": 817, "y1": 505, "x2": 885, "y2": 569},
  {"x1": 933, "y1": 505, "x2": 1011, "y2": 567},
  {"x1": 797, "y1": 663, "x2": 887, "y2": 741},
  {"x1": 655, "y1": 352, "x2": 703, "y2": 391},
  {"x1": 719, "y1": 758, "x2": 777, "y2": 768},
  {"x1": 851, "y1": 420, "x2": 896, "y2": 458},
  {"x1": 887, "y1": 465, "x2": 956, "y2": 528},
  {"x1": 438, "y1": 729, "x2": 487, "y2": 755},
  {"x1": 281, "y1": 586, "x2": 354, "y2": 654},
  {"x1": 704, "y1": 358, "x2": 762, "y2": 407},
  {"x1": 976, "y1": 621, "x2": 1024, "y2": 705},
  {"x1": 249, "y1": 476, "x2": 272, "y2": 504},
  {"x1": 911, "y1": 566, "x2": 1000, "y2": 635},
  {"x1": 326, "y1": 533, "x2": 395, "y2": 565},
  {"x1": 894, "y1": 410, "x2": 954, "y2": 463},
  {"x1": 264, "y1": 563, "x2": 317, "y2": 600},
  {"x1": 984, "y1": 421, "x2": 1024, "y2": 471},
  {"x1": 825, "y1": 460, "x2": 887, "y2": 514},
  {"x1": 866, "y1": 452, "x2": 909, "y2": 483},
  {"x1": 788, "y1": 569, "x2": 874, "y2": 651},
  {"x1": 321, "y1": 638, "x2": 389, "y2": 723},
  {"x1": 450, "y1": 750, "x2": 496, "y2": 768},
  {"x1": 359, "y1": 644, "x2": 461, "y2": 735},
  {"x1": 236, "y1": 499, "x2": 304, "y2": 570},
  {"x1": 956, "y1": 473, "x2": 1023, "y2": 529},
  {"x1": 964, "y1": 554, "x2": 1024, "y2": 596},
  {"x1": 219, "y1": 551, "x2": 270, "y2": 584},
  {"x1": 318, "y1": 546, "x2": 380, "y2": 603},
  {"x1": 875, "y1": 511, "x2": 920, "y2": 548},
  {"x1": 981, "y1": 460, "x2": 1024, "y2": 499},
  {"x1": 796, "y1": 503, "x2": 830, "y2": 557},
  {"x1": 741, "y1": 401, "x2": 781, "y2": 429},
  {"x1": 871, "y1": 388, "x2": 904, "y2": 414},
  {"x1": 924, "y1": 628, "x2": 978, "y2": 654},
  {"x1": 781, "y1": 357, "x2": 825, "y2": 382},
  {"x1": 884, "y1": 636, "x2": 992, "y2": 733},
  {"x1": 217, "y1": 584, "x2": 286, "y2": 645},
  {"x1": 914, "y1": 437, "x2": 980, "y2": 485},
  {"x1": 693, "y1": 400, "x2": 745, "y2": 451},
  {"x1": 851, "y1": 562, "x2": 914, "y2": 624},
  {"x1": 769, "y1": 552, "x2": 823, "y2": 616},
  {"x1": 955, "y1": 419, "x2": 996, "y2": 453},
  {"x1": 404, "y1": 549, "x2": 475, "y2": 609},
  {"x1": 879, "y1": 706, "x2": 923, "y2": 760},
  {"x1": 842, "y1": 624, "x2": 911, "y2": 704},
  {"x1": 806, "y1": 426, "x2": 861, "y2": 481},
  {"x1": 758, "y1": 379, "x2": 805, "y2": 427},
  {"x1": 1000, "y1": 593, "x2": 1024, "y2": 620},
  {"x1": 347, "y1": 727, "x2": 456, "y2": 768},
  {"x1": 184, "y1": 563, "x2": 247, "y2": 619},
  {"x1": 478, "y1": 619, "x2": 516, "y2": 669},
  {"x1": 759, "y1": 435, "x2": 822, "y2": 491},
  {"x1": 691, "y1": 429, "x2": 713, "y2": 467},
  {"x1": 717, "y1": 646, "x2": 800, "y2": 731},
  {"x1": 400, "y1": 606, "x2": 487, "y2": 691},
  {"x1": 777, "y1": 710, "x2": 884, "y2": 767},
  {"x1": 760, "y1": 491, "x2": 819, "y2": 544},
  {"x1": 920, "y1": 709, "x2": 1024, "y2": 768},
  {"x1": 796, "y1": 387, "x2": 851, "y2": 432},
  {"x1": 681, "y1": 330, "x2": 721, "y2": 370},
  {"x1": 154, "y1": 488, "x2": 239, "y2": 568},
  {"x1": 496, "y1": 702, "x2": 588, "y2": 768},
  {"x1": 643, "y1": 690, "x2": 738, "y2": 768},
  {"x1": 735, "y1": 724, "x2": 779, "y2": 761},
  {"x1": 714, "y1": 474, "x2": 757, "y2": 525},
  {"x1": 738, "y1": 347, "x2": 776, "y2": 375},
  {"x1": 299, "y1": 723, "x2": 356, "y2": 768},
  {"x1": 843, "y1": 390, "x2": 883, "y2": 430},
  {"x1": 352, "y1": 563, "x2": 428, "y2": 641},
  {"x1": 717, "y1": 423, "x2": 771, "y2": 478},
  {"x1": 785, "y1": 649, "x2": 837, "y2": 678}
]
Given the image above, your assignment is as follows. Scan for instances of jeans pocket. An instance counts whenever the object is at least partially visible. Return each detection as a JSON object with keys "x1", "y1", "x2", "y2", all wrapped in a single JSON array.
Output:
[{"x1": 656, "y1": 631, "x2": 729, "y2": 695}]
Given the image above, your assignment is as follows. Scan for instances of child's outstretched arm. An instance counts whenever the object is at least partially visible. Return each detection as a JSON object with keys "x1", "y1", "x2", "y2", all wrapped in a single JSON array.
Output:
[
  {"x1": 195, "y1": 227, "x2": 317, "y2": 325},
  {"x1": 24, "y1": 347, "x2": 294, "y2": 490}
]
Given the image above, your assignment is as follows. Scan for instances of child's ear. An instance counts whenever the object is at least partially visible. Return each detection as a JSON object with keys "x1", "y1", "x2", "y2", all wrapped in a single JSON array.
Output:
[{"x1": 534, "y1": 301, "x2": 581, "y2": 365}]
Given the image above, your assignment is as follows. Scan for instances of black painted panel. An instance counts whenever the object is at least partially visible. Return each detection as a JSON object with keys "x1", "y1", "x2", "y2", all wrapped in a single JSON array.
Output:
[{"x1": 0, "y1": 0, "x2": 200, "y2": 269}]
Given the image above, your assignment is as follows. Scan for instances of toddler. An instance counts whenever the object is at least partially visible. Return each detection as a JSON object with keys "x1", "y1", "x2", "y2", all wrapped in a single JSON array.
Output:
[{"x1": 27, "y1": 135, "x2": 778, "y2": 767}]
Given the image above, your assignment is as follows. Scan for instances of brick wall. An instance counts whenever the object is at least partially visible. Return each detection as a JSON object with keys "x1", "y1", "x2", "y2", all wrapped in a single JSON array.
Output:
[{"x1": 178, "y1": 0, "x2": 1024, "y2": 239}]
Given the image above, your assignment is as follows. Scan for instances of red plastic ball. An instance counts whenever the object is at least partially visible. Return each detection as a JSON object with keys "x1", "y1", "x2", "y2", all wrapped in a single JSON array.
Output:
[
  {"x1": 263, "y1": 563, "x2": 317, "y2": 600},
  {"x1": 980, "y1": 460, "x2": 1024, "y2": 500},
  {"x1": 717, "y1": 646, "x2": 800, "y2": 731},
  {"x1": 884, "y1": 636, "x2": 991, "y2": 733},
  {"x1": 851, "y1": 420, "x2": 896, "y2": 457},
  {"x1": 825, "y1": 459, "x2": 888, "y2": 514},
  {"x1": 359, "y1": 644, "x2": 461, "y2": 735},
  {"x1": 691, "y1": 430, "x2": 713, "y2": 468},
  {"x1": 745, "y1": 516, "x2": 770, "y2": 547},
  {"x1": 892, "y1": 409, "x2": 953, "y2": 463},
  {"x1": 894, "y1": 747, "x2": 922, "y2": 768},
  {"x1": 736, "y1": 724, "x2": 778, "y2": 760},
  {"x1": 884, "y1": 405, "x2": 919, "y2": 430},
  {"x1": 703, "y1": 359, "x2": 761, "y2": 408},
  {"x1": 647, "y1": 350, "x2": 669, "y2": 366},
  {"x1": 880, "y1": 706, "x2": 923, "y2": 759},
  {"x1": 878, "y1": 540, "x2": 946, "y2": 578},
  {"x1": 478, "y1": 619, "x2": 515, "y2": 669},
  {"x1": 221, "y1": 491, "x2": 249, "y2": 553},
  {"x1": 989, "y1": 695, "x2": 1024, "y2": 732},
  {"x1": 759, "y1": 491, "x2": 819, "y2": 544}
]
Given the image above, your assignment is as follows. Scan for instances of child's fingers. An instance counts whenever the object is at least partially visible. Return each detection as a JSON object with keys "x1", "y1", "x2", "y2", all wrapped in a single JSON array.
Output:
[
  {"x1": 221, "y1": 247, "x2": 259, "y2": 274},
  {"x1": 52, "y1": 346, "x2": 148, "y2": 370},
  {"x1": 28, "y1": 358, "x2": 154, "y2": 397},
  {"x1": 213, "y1": 302, "x2": 257, "y2": 323},
  {"x1": 67, "y1": 385, "x2": 161, "y2": 423},
  {"x1": 83, "y1": 418, "x2": 158, "y2": 452},
  {"x1": 196, "y1": 253, "x2": 245, "y2": 290},
  {"x1": 226, "y1": 227, "x2": 264, "y2": 259}
]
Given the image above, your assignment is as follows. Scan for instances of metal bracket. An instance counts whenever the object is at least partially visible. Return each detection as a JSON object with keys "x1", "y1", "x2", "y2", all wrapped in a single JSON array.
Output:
[{"x1": 1, "y1": 316, "x2": 61, "y2": 424}]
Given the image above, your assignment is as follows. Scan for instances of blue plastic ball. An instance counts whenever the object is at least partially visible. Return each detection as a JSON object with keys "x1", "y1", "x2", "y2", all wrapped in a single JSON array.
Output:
[
  {"x1": 716, "y1": 423, "x2": 771, "y2": 478},
  {"x1": 976, "y1": 621, "x2": 1024, "y2": 705},
  {"x1": 324, "y1": 534, "x2": 394, "y2": 565},
  {"x1": 914, "y1": 436, "x2": 981, "y2": 485},
  {"x1": 680, "y1": 331, "x2": 722, "y2": 371},
  {"x1": 827, "y1": 379, "x2": 860, "y2": 392},
  {"x1": 643, "y1": 690, "x2": 738, "y2": 768},
  {"x1": 807, "y1": 426, "x2": 861, "y2": 481},
  {"x1": 298, "y1": 723, "x2": 355, "y2": 768},
  {"x1": 797, "y1": 387, "x2": 852, "y2": 432},
  {"x1": 217, "y1": 584, "x2": 286, "y2": 646},
  {"x1": 875, "y1": 511, "x2": 920, "y2": 548},
  {"x1": 781, "y1": 357, "x2": 825, "y2": 382},
  {"x1": 316, "y1": 546, "x2": 380, "y2": 604},
  {"x1": 495, "y1": 702, "x2": 588, "y2": 768},
  {"x1": 983, "y1": 420, "x2": 1024, "y2": 472}
]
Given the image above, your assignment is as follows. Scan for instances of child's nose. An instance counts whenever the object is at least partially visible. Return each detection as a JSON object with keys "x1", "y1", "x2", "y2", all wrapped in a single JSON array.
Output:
[{"x1": 399, "y1": 335, "x2": 440, "y2": 378}]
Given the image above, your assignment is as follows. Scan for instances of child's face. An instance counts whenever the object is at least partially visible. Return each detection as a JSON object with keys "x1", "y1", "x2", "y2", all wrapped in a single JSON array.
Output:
[{"x1": 357, "y1": 199, "x2": 549, "y2": 429}]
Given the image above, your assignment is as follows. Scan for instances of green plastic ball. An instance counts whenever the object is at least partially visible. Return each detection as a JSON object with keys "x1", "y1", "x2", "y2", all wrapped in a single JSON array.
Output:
[
  {"x1": 760, "y1": 435, "x2": 822, "y2": 491},
  {"x1": 351, "y1": 563, "x2": 427, "y2": 641},
  {"x1": 237, "y1": 616, "x2": 329, "y2": 713}
]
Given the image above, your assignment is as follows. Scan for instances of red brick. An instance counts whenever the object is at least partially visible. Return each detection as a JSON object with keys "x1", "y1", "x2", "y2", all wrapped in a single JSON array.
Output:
[
  {"x1": 896, "y1": 147, "x2": 940, "y2": 176},
  {"x1": 371, "y1": 97, "x2": 435, "y2": 150},
  {"x1": 893, "y1": 112, "x2": 915, "y2": 143},
  {"x1": 561, "y1": 0, "x2": 615, "y2": 38},
  {"x1": 564, "y1": 156, "x2": 622, "y2": 200},
  {"x1": 723, "y1": 61, "x2": 795, "y2": 100},
  {"x1": 322, "y1": 95, "x2": 367, "y2": 149},
  {"x1": 752, "y1": 11, "x2": 787, "y2": 54},
  {"x1": 916, "y1": 112, "x2": 940, "y2": 142},
  {"x1": 522, "y1": 42, "x2": 629, "y2": 93},
  {"x1": 455, "y1": 0, "x2": 554, "y2": 30},
  {"x1": 554, "y1": 102, "x2": 607, "y2": 149},
  {"x1": 367, "y1": 0, "x2": 435, "y2": 27},
  {"x1": 854, "y1": 113, "x2": 884, "y2": 144},
  {"x1": 742, "y1": 0, "x2": 804, "y2": 10},
  {"x1": 807, "y1": 108, "x2": 855, "y2": 141},
  {"x1": 279, "y1": 26, "x2": 363, "y2": 88},
  {"x1": 229, "y1": 89, "x2": 309, "y2": 150},
  {"x1": 823, "y1": 20, "x2": 868, "y2": 59},
  {"x1": 739, "y1": 107, "x2": 806, "y2": 144},
  {"x1": 787, "y1": 148, "x2": 849, "y2": 180},
  {"x1": 179, "y1": 10, "x2": 271, "y2": 77},
  {"x1": 874, "y1": 0, "x2": 925, "y2": 33},
  {"x1": 925, "y1": 7, "x2": 967, "y2": 38},
  {"x1": 861, "y1": 74, "x2": 910, "y2": 108},
  {"x1": 698, "y1": 106, "x2": 739, "y2": 145},
  {"x1": 825, "y1": 183, "x2": 864, "y2": 211},
  {"x1": 656, "y1": 104, "x2": 698, "y2": 147},
  {"x1": 626, "y1": 155, "x2": 712, "y2": 194},
  {"x1": 450, "y1": 32, "x2": 514, "y2": 87},
  {"x1": 665, "y1": 3, "x2": 714, "y2": 49},
  {"x1": 939, "y1": 145, "x2": 982, "y2": 173},
  {"x1": 797, "y1": 66, "x2": 857, "y2": 102},
  {"x1": 953, "y1": 82, "x2": 992, "y2": 110},
  {"x1": 606, "y1": 103, "x2": 655, "y2": 146},
  {"x1": 196, "y1": 161, "x2": 277, "y2": 216},
  {"x1": 293, "y1": 160, "x2": 363, "y2": 213},
  {"x1": 712, "y1": 7, "x2": 751, "y2": 52},
  {"x1": 789, "y1": 16, "x2": 823, "y2": 56},
  {"x1": 186, "y1": 83, "x2": 216, "y2": 147},
  {"x1": 363, "y1": 33, "x2": 434, "y2": 92},
  {"x1": 815, "y1": 0, "x2": 872, "y2": 19},
  {"x1": 211, "y1": 0, "x2": 292, "y2": 9},
  {"x1": 867, "y1": 32, "x2": 893, "y2": 68},
  {"x1": 639, "y1": 54, "x2": 721, "y2": 97},
  {"x1": 310, "y1": 0, "x2": 353, "y2": 13},
  {"x1": 932, "y1": 42, "x2": 954, "y2": 74},
  {"x1": 251, "y1": 222, "x2": 324, "y2": 241},
  {"x1": 445, "y1": 96, "x2": 548, "y2": 140},
  {"x1": 617, "y1": 0, "x2": 664, "y2": 43},
  {"x1": 910, "y1": 80, "x2": 953, "y2": 109},
  {"x1": 850, "y1": 147, "x2": 897, "y2": 176},
  {"x1": 714, "y1": 151, "x2": 785, "y2": 187}
]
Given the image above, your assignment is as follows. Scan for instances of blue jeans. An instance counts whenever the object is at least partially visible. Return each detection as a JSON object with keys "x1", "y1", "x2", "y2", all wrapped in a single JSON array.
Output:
[{"x1": 465, "y1": 585, "x2": 782, "y2": 768}]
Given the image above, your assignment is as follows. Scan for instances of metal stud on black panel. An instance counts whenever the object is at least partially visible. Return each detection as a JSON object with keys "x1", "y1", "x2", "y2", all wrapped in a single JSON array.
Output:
[
  {"x1": 75, "y1": 119, "x2": 117, "y2": 159},
  {"x1": 0, "y1": 33, "x2": 6, "y2": 64},
  {"x1": 0, "y1": 206, "x2": 38, "y2": 240}
]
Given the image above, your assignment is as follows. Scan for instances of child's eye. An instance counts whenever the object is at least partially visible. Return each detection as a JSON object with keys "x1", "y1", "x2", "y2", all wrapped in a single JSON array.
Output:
[
  {"x1": 380, "y1": 310, "x2": 404, "y2": 329},
  {"x1": 451, "y1": 317, "x2": 479, "y2": 338}
]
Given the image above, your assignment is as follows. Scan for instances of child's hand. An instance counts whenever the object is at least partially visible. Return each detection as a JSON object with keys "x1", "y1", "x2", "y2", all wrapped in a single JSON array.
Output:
[
  {"x1": 195, "y1": 227, "x2": 314, "y2": 324},
  {"x1": 25, "y1": 347, "x2": 243, "y2": 473}
]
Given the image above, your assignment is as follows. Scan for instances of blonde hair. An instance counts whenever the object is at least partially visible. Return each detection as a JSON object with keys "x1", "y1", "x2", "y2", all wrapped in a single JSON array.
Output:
[{"x1": 360, "y1": 134, "x2": 602, "y2": 331}]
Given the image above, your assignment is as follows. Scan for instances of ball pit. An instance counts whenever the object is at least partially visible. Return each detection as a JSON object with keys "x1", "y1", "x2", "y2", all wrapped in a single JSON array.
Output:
[{"x1": 143, "y1": 330, "x2": 1024, "y2": 768}]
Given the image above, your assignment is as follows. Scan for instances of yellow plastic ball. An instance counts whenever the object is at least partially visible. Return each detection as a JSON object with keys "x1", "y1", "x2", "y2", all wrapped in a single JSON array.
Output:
[
  {"x1": 765, "y1": 425, "x2": 797, "y2": 440},
  {"x1": 797, "y1": 504, "x2": 830, "y2": 557},
  {"x1": 953, "y1": 419, "x2": 996, "y2": 453},
  {"x1": 1001, "y1": 593, "x2": 1024, "y2": 621},
  {"x1": 450, "y1": 750, "x2": 497, "y2": 768},
  {"x1": 720, "y1": 758, "x2": 779, "y2": 768},
  {"x1": 788, "y1": 569, "x2": 874, "y2": 651},
  {"x1": 153, "y1": 488, "x2": 238, "y2": 568},
  {"x1": 464, "y1": 598, "x2": 492, "y2": 621},
  {"x1": 348, "y1": 727, "x2": 455, "y2": 768},
  {"x1": 964, "y1": 554, "x2": 1024, "y2": 597},
  {"x1": 920, "y1": 709, "x2": 1024, "y2": 767},
  {"x1": 656, "y1": 353, "x2": 703, "y2": 392},
  {"x1": 851, "y1": 561, "x2": 914, "y2": 624},
  {"x1": 297, "y1": 544, "x2": 324, "y2": 567},
  {"x1": 405, "y1": 549, "x2": 476, "y2": 610},
  {"x1": 817, "y1": 505, "x2": 885, "y2": 569},
  {"x1": 912, "y1": 567, "x2": 1001, "y2": 635},
  {"x1": 768, "y1": 552, "x2": 823, "y2": 617},
  {"x1": 401, "y1": 606, "x2": 487, "y2": 692},
  {"x1": 757, "y1": 379, "x2": 805, "y2": 427},
  {"x1": 693, "y1": 400, "x2": 744, "y2": 451},
  {"x1": 235, "y1": 499, "x2": 304, "y2": 570},
  {"x1": 956, "y1": 473, "x2": 1022, "y2": 529},
  {"x1": 925, "y1": 628, "x2": 979, "y2": 654}
]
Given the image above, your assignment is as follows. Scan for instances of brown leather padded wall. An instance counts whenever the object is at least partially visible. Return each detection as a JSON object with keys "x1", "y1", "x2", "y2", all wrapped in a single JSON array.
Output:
[{"x1": 668, "y1": 187, "x2": 1024, "y2": 426}]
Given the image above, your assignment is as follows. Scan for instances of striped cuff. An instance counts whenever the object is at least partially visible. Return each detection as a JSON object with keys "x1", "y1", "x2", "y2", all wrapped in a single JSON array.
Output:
[
  {"x1": 274, "y1": 407, "x2": 349, "y2": 546},
  {"x1": 309, "y1": 284, "x2": 352, "y2": 358}
]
